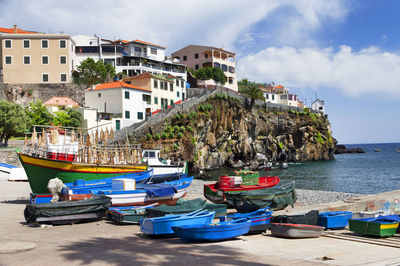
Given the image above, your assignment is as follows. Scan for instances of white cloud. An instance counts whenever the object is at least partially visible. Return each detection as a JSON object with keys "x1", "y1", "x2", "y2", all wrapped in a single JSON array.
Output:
[
  {"x1": 0, "y1": 0, "x2": 348, "y2": 52},
  {"x1": 237, "y1": 45, "x2": 400, "y2": 98}
]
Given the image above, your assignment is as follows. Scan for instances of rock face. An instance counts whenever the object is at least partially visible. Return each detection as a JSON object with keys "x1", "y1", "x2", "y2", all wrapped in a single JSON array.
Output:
[
  {"x1": 138, "y1": 97, "x2": 336, "y2": 171},
  {"x1": 334, "y1": 144, "x2": 365, "y2": 154}
]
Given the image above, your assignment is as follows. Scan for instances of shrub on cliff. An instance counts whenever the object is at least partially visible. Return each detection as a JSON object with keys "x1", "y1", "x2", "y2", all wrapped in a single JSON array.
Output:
[{"x1": 239, "y1": 84, "x2": 265, "y2": 111}]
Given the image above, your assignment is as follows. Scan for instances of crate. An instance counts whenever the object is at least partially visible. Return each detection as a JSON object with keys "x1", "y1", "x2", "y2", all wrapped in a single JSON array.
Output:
[
  {"x1": 112, "y1": 178, "x2": 136, "y2": 191},
  {"x1": 30, "y1": 193, "x2": 53, "y2": 204},
  {"x1": 318, "y1": 211, "x2": 353, "y2": 229}
]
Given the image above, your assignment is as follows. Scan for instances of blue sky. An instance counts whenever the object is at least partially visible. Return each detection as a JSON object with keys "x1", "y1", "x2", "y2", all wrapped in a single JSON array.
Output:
[{"x1": 1, "y1": 0, "x2": 400, "y2": 144}]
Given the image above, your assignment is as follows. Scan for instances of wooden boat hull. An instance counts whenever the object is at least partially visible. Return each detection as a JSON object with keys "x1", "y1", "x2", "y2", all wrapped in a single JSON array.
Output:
[
  {"x1": 107, "y1": 206, "x2": 154, "y2": 224},
  {"x1": 140, "y1": 210, "x2": 215, "y2": 235},
  {"x1": 318, "y1": 211, "x2": 353, "y2": 229},
  {"x1": 349, "y1": 218, "x2": 399, "y2": 237},
  {"x1": 204, "y1": 176, "x2": 280, "y2": 204},
  {"x1": 172, "y1": 219, "x2": 252, "y2": 242},
  {"x1": 270, "y1": 223, "x2": 324, "y2": 238},
  {"x1": 18, "y1": 153, "x2": 147, "y2": 194}
]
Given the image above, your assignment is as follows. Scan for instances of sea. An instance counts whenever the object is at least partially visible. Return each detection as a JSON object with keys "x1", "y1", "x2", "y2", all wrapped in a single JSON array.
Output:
[{"x1": 206, "y1": 143, "x2": 400, "y2": 194}]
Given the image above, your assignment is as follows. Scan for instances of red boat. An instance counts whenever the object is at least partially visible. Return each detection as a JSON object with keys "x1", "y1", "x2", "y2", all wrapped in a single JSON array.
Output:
[{"x1": 204, "y1": 170, "x2": 280, "y2": 204}]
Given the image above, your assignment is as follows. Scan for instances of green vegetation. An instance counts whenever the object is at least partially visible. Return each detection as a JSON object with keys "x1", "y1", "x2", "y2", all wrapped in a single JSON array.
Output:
[
  {"x1": 278, "y1": 142, "x2": 284, "y2": 150},
  {"x1": 186, "y1": 126, "x2": 193, "y2": 132},
  {"x1": 179, "y1": 126, "x2": 185, "y2": 132},
  {"x1": 0, "y1": 100, "x2": 30, "y2": 146},
  {"x1": 25, "y1": 100, "x2": 53, "y2": 126},
  {"x1": 239, "y1": 84, "x2": 265, "y2": 111},
  {"x1": 173, "y1": 143, "x2": 179, "y2": 150},
  {"x1": 76, "y1": 58, "x2": 116, "y2": 86},
  {"x1": 146, "y1": 133, "x2": 153, "y2": 140},
  {"x1": 191, "y1": 136, "x2": 196, "y2": 145},
  {"x1": 309, "y1": 113, "x2": 317, "y2": 123},
  {"x1": 316, "y1": 132, "x2": 325, "y2": 144},
  {"x1": 161, "y1": 132, "x2": 168, "y2": 139},
  {"x1": 174, "y1": 125, "x2": 180, "y2": 132},
  {"x1": 154, "y1": 133, "x2": 160, "y2": 140},
  {"x1": 177, "y1": 132, "x2": 184, "y2": 139},
  {"x1": 193, "y1": 67, "x2": 227, "y2": 84},
  {"x1": 198, "y1": 103, "x2": 213, "y2": 112},
  {"x1": 168, "y1": 132, "x2": 175, "y2": 139}
]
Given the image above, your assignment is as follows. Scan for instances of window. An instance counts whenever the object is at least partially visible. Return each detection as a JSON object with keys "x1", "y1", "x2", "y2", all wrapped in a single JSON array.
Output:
[
  {"x1": 42, "y1": 74, "x2": 49, "y2": 82},
  {"x1": 272, "y1": 95, "x2": 275, "y2": 100},
  {"x1": 23, "y1": 40, "x2": 30, "y2": 48},
  {"x1": 266, "y1": 94, "x2": 269, "y2": 100},
  {"x1": 41, "y1": 39, "x2": 48, "y2": 48},
  {"x1": 164, "y1": 82, "x2": 168, "y2": 90},
  {"x1": 221, "y1": 64, "x2": 227, "y2": 71},
  {"x1": 170, "y1": 100, "x2": 174, "y2": 106},
  {"x1": 125, "y1": 111, "x2": 130, "y2": 119},
  {"x1": 181, "y1": 80, "x2": 184, "y2": 87},
  {"x1": 4, "y1": 39, "x2": 11, "y2": 48},
  {"x1": 170, "y1": 83, "x2": 173, "y2": 91},
  {"x1": 98, "y1": 93, "x2": 101, "y2": 98},
  {"x1": 183, "y1": 55, "x2": 187, "y2": 61},
  {"x1": 150, "y1": 48, "x2": 157, "y2": 55},
  {"x1": 195, "y1": 64, "x2": 199, "y2": 70},
  {"x1": 194, "y1": 53, "x2": 199, "y2": 59},
  {"x1": 137, "y1": 112, "x2": 143, "y2": 120},
  {"x1": 23, "y1": 56, "x2": 30, "y2": 65},
  {"x1": 60, "y1": 56, "x2": 67, "y2": 64},
  {"x1": 60, "y1": 73, "x2": 67, "y2": 82},
  {"x1": 205, "y1": 54, "x2": 208, "y2": 58},
  {"x1": 42, "y1": 56, "x2": 49, "y2": 64},
  {"x1": 177, "y1": 91, "x2": 180, "y2": 97},
  {"x1": 115, "y1": 120, "x2": 120, "y2": 130},
  {"x1": 176, "y1": 79, "x2": 179, "y2": 86},
  {"x1": 60, "y1": 40, "x2": 66, "y2": 48},
  {"x1": 5, "y1": 56, "x2": 12, "y2": 64},
  {"x1": 160, "y1": 81, "x2": 164, "y2": 89},
  {"x1": 142, "y1": 94, "x2": 151, "y2": 104},
  {"x1": 154, "y1": 80, "x2": 158, "y2": 88},
  {"x1": 125, "y1": 91, "x2": 130, "y2": 99},
  {"x1": 154, "y1": 97, "x2": 158, "y2": 104}
]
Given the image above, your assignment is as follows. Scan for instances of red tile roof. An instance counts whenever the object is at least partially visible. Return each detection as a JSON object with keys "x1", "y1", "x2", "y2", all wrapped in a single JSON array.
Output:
[
  {"x1": 274, "y1": 85, "x2": 284, "y2": 89},
  {"x1": 88, "y1": 81, "x2": 151, "y2": 92},
  {"x1": 132, "y1": 39, "x2": 165, "y2": 49},
  {"x1": 0, "y1": 26, "x2": 37, "y2": 34},
  {"x1": 44, "y1": 97, "x2": 79, "y2": 107}
]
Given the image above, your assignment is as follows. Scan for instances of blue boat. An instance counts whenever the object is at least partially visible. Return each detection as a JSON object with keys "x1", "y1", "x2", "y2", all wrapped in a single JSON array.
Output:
[
  {"x1": 140, "y1": 209, "x2": 215, "y2": 235},
  {"x1": 318, "y1": 211, "x2": 353, "y2": 229},
  {"x1": 220, "y1": 208, "x2": 272, "y2": 233},
  {"x1": 172, "y1": 218, "x2": 251, "y2": 242}
]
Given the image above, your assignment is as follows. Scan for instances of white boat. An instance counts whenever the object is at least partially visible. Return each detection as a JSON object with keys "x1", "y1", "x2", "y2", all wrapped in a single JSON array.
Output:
[
  {"x1": 142, "y1": 149, "x2": 187, "y2": 175},
  {"x1": 0, "y1": 163, "x2": 28, "y2": 181}
]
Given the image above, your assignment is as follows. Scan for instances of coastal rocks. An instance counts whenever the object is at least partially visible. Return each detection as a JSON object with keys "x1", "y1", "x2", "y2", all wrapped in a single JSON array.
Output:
[{"x1": 335, "y1": 145, "x2": 365, "y2": 154}]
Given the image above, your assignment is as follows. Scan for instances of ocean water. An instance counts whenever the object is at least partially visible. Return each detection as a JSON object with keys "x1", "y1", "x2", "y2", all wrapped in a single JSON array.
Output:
[{"x1": 205, "y1": 143, "x2": 400, "y2": 194}]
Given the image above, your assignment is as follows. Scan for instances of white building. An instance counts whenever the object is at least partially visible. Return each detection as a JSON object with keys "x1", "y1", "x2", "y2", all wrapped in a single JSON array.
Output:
[
  {"x1": 262, "y1": 89, "x2": 279, "y2": 104},
  {"x1": 84, "y1": 81, "x2": 151, "y2": 131},
  {"x1": 311, "y1": 99, "x2": 325, "y2": 114}
]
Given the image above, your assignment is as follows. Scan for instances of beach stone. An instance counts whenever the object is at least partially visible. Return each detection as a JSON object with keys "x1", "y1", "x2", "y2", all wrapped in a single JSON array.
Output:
[{"x1": 0, "y1": 241, "x2": 36, "y2": 254}]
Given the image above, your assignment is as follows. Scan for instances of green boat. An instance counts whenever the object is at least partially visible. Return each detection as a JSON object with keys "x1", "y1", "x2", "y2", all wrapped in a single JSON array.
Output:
[
  {"x1": 108, "y1": 206, "x2": 151, "y2": 224},
  {"x1": 225, "y1": 182, "x2": 297, "y2": 213},
  {"x1": 349, "y1": 218, "x2": 399, "y2": 237}
]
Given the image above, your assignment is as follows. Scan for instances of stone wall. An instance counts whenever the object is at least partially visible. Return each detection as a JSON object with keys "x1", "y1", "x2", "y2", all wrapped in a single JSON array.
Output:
[{"x1": 0, "y1": 150, "x2": 21, "y2": 167}]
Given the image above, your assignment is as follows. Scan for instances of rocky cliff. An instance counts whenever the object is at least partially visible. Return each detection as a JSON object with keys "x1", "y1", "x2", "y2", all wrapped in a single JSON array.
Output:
[{"x1": 137, "y1": 95, "x2": 336, "y2": 171}]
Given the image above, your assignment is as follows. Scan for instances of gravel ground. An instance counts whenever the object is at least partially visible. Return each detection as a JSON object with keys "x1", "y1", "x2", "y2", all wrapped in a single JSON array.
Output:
[{"x1": 188, "y1": 179, "x2": 366, "y2": 206}]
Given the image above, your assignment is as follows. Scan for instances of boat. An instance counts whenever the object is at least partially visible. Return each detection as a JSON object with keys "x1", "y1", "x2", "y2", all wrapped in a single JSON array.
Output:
[
  {"x1": 145, "y1": 198, "x2": 227, "y2": 218},
  {"x1": 225, "y1": 182, "x2": 296, "y2": 213},
  {"x1": 96, "y1": 175, "x2": 194, "y2": 206},
  {"x1": 142, "y1": 149, "x2": 188, "y2": 175},
  {"x1": 349, "y1": 217, "x2": 399, "y2": 237},
  {"x1": 220, "y1": 208, "x2": 273, "y2": 233},
  {"x1": 17, "y1": 127, "x2": 147, "y2": 194},
  {"x1": 271, "y1": 210, "x2": 319, "y2": 225},
  {"x1": 107, "y1": 205, "x2": 156, "y2": 224},
  {"x1": 24, "y1": 195, "x2": 111, "y2": 224},
  {"x1": 141, "y1": 209, "x2": 215, "y2": 236},
  {"x1": 204, "y1": 170, "x2": 280, "y2": 204},
  {"x1": 0, "y1": 163, "x2": 28, "y2": 181},
  {"x1": 318, "y1": 211, "x2": 353, "y2": 229},
  {"x1": 172, "y1": 218, "x2": 251, "y2": 242},
  {"x1": 374, "y1": 149, "x2": 381, "y2": 152},
  {"x1": 270, "y1": 223, "x2": 324, "y2": 238}
]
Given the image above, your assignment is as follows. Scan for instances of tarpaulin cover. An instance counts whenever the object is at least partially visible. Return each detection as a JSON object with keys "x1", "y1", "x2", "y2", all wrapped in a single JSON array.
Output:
[
  {"x1": 146, "y1": 198, "x2": 227, "y2": 218},
  {"x1": 225, "y1": 182, "x2": 297, "y2": 213},
  {"x1": 24, "y1": 195, "x2": 111, "y2": 223},
  {"x1": 272, "y1": 210, "x2": 319, "y2": 225},
  {"x1": 145, "y1": 184, "x2": 177, "y2": 197}
]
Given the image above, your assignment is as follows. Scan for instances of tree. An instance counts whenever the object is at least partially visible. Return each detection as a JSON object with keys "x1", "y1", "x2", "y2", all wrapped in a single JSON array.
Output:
[
  {"x1": 65, "y1": 108, "x2": 82, "y2": 128},
  {"x1": 239, "y1": 84, "x2": 265, "y2": 111},
  {"x1": 0, "y1": 100, "x2": 30, "y2": 146},
  {"x1": 25, "y1": 100, "x2": 53, "y2": 127},
  {"x1": 194, "y1": 67, "x2": 227, "y2": 84},
  {"x1": 77, "y1": 58, "x2": 116, "y2": 86},
  {"x1": 52, "y1": 108, "x2": 82, "y2": 128}
]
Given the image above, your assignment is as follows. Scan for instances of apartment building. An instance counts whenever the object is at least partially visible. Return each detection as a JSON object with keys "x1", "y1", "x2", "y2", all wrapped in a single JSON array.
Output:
[
  {"x1": 85, "y1": 81, "x2": 151, "y2": 131},
  {"x1": 171, "y1": 45, "x2": 238, "y2": 91},
  {"x1": 0, "y1": 26, "x2": 75, "y2": 84},
  {"x1": 123, "y1": 72, "x2": 186, "y2": 114}
]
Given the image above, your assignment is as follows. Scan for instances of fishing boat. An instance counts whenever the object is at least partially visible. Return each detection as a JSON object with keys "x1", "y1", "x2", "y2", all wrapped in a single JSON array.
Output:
[
  {"x1": 204, "y1": 170, "x2": 280, "y2": 204},
  {"x1": 318, "y1": 211, "x2": 353, "y2": 229},
  {"x1": 349, "y1": 217, "x2": 399, "y2": 237},
  {"x1": 18, "y1": 127, "x2": 147, "y2": 194},
  {"x1": 141, "y1": 209, "x2": 215, "y2": 235},
  {"x1": 145, "y1": 198, "x2": 227, "y2": 218},
  {"x1": 272, "y1": 210, "x2": 319, "y2": 225},
  {"x1": 96, "y1": 175, "x2": 194, "y2": 207},
  {"x1": 270, "y1": 223, "x2": 324, "y2": 238},
  {"x1": 24, "y1": 195, "x2": 111, "y2": 224},
  {"x1": 172, "y1": 218, "x2": 251, "y2": 242},
  {"x1": 225, "y1": 182, "x2": 296, "y2": 213},
  {"x1": 107, "y1": 205, "x2": 156, "y2": 224},
  {"x1": 142, "y1": 149, "x2": 188, "y2": 175},
  {"x1": 220, "y1": 208, "x2": 273, "y2": 233}
]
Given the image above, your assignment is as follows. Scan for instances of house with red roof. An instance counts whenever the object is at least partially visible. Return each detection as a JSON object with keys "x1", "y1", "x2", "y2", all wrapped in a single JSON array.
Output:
[
  {"x1": 84, "y1": 81, "x2": 151, "y2": 131},
  {"x1": 44, "y1": 97, "x2": 79, "y2": 113}
]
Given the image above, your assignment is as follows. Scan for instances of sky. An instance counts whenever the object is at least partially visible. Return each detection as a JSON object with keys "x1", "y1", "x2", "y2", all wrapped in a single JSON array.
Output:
[{"x1": 1, "y1": 0, "x2": 400, "y2": 144}]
